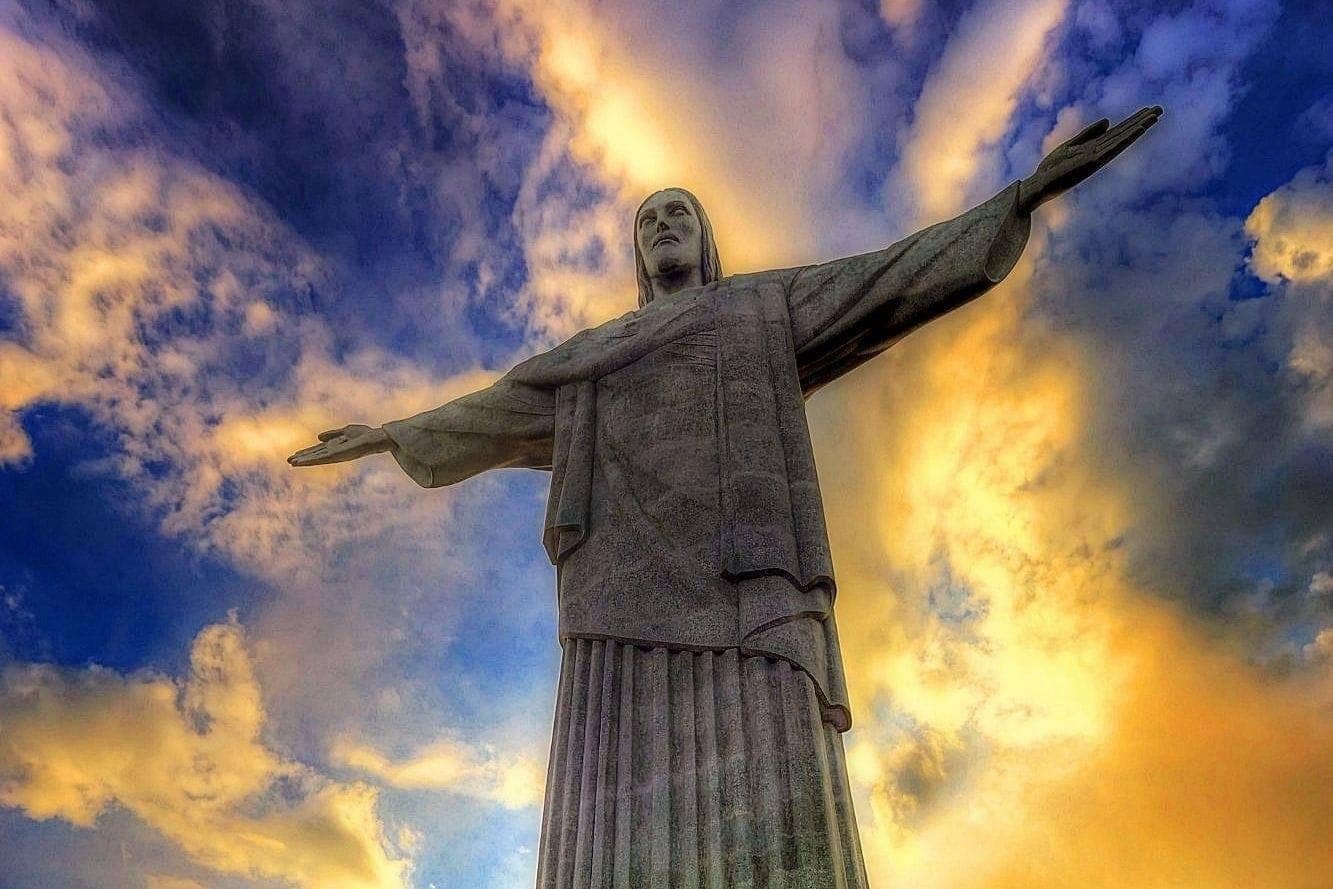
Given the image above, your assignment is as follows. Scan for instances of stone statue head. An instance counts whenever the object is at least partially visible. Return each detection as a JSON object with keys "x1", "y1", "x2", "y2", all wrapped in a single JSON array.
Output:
[{"x1": 633, "y1": 187, "x2": 723, "y2": 307}]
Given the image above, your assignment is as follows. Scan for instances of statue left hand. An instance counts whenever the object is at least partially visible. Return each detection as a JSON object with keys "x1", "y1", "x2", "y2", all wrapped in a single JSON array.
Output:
[
  {"x1": 1019, "y1": 105, "x2": 1162, "y2": 213},
  {"x1": 287, "y1": 424, "x2": 391, "y2": 467}
]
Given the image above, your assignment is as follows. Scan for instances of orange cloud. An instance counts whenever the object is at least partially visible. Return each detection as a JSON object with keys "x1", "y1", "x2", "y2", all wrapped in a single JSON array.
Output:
[
  {"x1": 0, "y1": 619, "x2": 410, "y2": 888},
  {"x1": 1246, "y1": 155, "x2": 1333, "y2": 285},
  {"x1": 144, "y1": 877, "x2": 209, "y2": 889},
  {"x1": 1245, "y1": 156, "x2": 1333, "y2": 434},
  {"x1": 980, "y1": 603, "x2": 1333, "y2": 889},
  {"x1": 0, "y1": 16, "x2": 500, "y2": 587},
  {"x1": 814, "y1": 244, "x2": 1332, "y2": 886}
]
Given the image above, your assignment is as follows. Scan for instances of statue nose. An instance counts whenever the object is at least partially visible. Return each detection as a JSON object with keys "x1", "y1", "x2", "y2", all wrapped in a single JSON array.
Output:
[{"x1": 656, "y1": 220, "x2": 669, "y2": 232}]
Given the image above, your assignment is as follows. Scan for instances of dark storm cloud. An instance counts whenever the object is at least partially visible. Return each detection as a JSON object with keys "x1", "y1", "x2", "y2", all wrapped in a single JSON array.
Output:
[
  {"x1": 1036, "y1": 199, "x2": 1331, "y2": 634},
  {"x1": 1019, "y1": 0, "x2": 1332, "y2": 644}
]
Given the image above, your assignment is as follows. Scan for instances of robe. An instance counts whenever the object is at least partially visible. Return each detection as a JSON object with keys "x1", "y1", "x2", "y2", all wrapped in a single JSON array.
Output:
[{"x1": 382, "y1": 182, "x2": 1030, "y2": 732}]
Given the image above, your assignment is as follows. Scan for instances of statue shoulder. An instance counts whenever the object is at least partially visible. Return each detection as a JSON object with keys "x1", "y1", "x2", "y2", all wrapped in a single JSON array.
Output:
[{"x1": 716, "y1": 268, "x2": 795, "y2": 290}]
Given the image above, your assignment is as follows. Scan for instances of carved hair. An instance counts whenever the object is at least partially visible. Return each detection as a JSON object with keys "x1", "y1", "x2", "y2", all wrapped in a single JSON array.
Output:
[{"x1": 634, "y1": 187, "x2": 723, "y2": 307}]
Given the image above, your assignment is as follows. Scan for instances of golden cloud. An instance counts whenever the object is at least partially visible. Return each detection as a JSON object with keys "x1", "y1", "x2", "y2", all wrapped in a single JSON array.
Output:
[
  {"x1": 816, "y1": 250, "x2": 1333, "y2": 886},
  {"x1": 0, "y1": 409, "x2": 32, "y2": 465},
  {"x1": 0, "y1": 17, "x2": 499, "y2": 585},
  {"x1": 1245, "y1": 157, "x2": 1333, "y2": 432},
  {"x1": 1245, "y1": 155, "x2": 1333, "y2": 285},
  {"x1": 0, "y1": 619, "x2": 409, "y2": 888},
  {"x1": 331, "y1": 735, "x2": 545, "y2": 810},
  {"x1": 144, "y1": 877, "x2": 209, "y2": 889},
  {"x1": 879, "y1": 0, "x2": 924, "y2": 30}
]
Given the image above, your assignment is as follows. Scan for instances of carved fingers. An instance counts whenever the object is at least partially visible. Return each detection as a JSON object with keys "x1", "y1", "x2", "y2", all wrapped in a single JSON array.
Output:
[
  {"x1": 1085, "y1": 105, "x2": 1162, "y2": 168},
  {"x1": 287, "y1": 438, "x2": 344, "y2": 466},
  {"x1": 1060, "y1": 117, "x2": 1110, "y2": 149},
  {"x1": 1023, "y1": 105, "x2": 1163, "y2": 211},
  {"x1": 287, "y1": 425, "x2": 386, "y2": 467}
]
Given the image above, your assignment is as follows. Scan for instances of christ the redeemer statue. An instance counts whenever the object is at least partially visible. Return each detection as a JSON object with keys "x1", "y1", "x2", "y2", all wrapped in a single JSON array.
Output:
[{"x1": 290, "y1": 107, "x2": 1161, "y2": 887}]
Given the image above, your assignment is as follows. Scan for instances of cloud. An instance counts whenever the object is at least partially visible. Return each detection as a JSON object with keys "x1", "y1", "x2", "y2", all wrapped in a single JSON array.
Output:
[
  {"x1": 0, "y1": 6, "x2": 520, "y2": 708},
  {"x1": 0, "y1": 0, "x2": 582, "y2": 590},
  {"x1": 409, "y1": 0, "x2": 873, "y2": 338},
  {"x1": 0, "y1": 618, "x2": 409, "y2": 888},
  {"x1": 0, "y1": 33, "x2": 562, "y2": 889},
  {"x1": 889, "y1": 0, "x2": 1068, "y2": 223},
  {"x1": 145, "y1": 877, "x2": 209, "y2": 889},
  {"x1": 331, "y1": 735, "x2": 545, "y2": 809},
  {"x1": 0, "y1": 409, "x2": 31, "y2": 465},
  {"x1": 818, "y1": 246, "x2": 1333, "y2": 885},
  {"x1": 802, "y1": 3, "x2": 1329, "y2": 885},
  {"x1": 1245, "y1": 155, "x2": 1333, "y2": 432},
  {"x1": 1246, "y1": 153, "x2": 1333, "y2": 285},
  {"x1": 3, "y1": 0, "x2": 1329, "y2": 885},
  {"x1": 878, "y1": 0, "x2": 924, "y2": 30}
]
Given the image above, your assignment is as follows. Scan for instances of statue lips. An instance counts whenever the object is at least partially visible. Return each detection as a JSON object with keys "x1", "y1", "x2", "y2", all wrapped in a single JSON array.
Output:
[{"x1": 652, "y1": 232, "x2": 680, "y2": 249}]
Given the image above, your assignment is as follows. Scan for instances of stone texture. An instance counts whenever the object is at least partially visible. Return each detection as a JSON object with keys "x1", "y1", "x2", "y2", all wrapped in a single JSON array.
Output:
[
  {"x1": 538, "y1": 639, "x2": 868, "y2": 889},
  {"x1": 379, "y1": 183, "x2": 1031, "y2": 722},
  {"x1": 284, "y1": 106, "x2": 1163, "y2": 888},
  {"x1": 378, "y1": 183, "x2": 1031, "y2": 887}
]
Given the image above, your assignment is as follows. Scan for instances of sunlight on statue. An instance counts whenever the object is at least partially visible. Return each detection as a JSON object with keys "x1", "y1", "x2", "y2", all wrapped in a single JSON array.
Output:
[{"x1": 289, "y1": 106, "x2": 1163, "y2": 886}]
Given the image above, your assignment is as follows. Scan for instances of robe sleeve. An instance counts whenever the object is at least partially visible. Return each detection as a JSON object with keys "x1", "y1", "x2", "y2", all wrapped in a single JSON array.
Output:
[
  {"x1": 381, "y1": 376, "x2": 556, "y2": 488},
  {"x1": 787, "y1": 181, "x2": 1031, "y2": 393}
]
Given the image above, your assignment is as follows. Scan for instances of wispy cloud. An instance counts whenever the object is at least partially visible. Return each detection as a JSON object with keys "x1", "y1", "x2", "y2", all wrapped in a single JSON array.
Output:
[
  {"x1": 0, "y1": 9, "x2": 479, "y2": 575},
  {"x1": 888, "y1": 0, "x2": 1067, "y2": 223},
  {"x1": 0, "y1": 11, "x2": 541, "y2": 878},
  {"x1": 332, "y1": 735, "x2": 545, "y2": 809},
  {"x1": 408, "y1": 0, "x2": 875, "y2": 338}
]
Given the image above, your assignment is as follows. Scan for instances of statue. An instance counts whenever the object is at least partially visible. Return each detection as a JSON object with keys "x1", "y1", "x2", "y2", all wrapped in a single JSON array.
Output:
[{"x1": 289, "y1": 107, "x2": 1161, "y2": 887}]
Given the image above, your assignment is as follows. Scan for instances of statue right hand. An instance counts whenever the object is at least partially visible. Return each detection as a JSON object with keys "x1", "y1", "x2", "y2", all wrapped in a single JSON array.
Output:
[{"x1": 287, "y1": 424, "x2": 392, "y2": 467}]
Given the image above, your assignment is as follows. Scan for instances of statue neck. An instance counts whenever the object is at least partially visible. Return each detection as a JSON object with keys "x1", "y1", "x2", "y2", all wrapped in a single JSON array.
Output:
[{"x1": 648, "y1": 265, "x2": 704, "y2": 302}]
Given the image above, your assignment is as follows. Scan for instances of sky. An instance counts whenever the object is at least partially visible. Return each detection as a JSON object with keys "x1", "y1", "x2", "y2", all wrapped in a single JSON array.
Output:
[{"x1": 0, "y1": 0, "x2": 1330, "y2": 886}]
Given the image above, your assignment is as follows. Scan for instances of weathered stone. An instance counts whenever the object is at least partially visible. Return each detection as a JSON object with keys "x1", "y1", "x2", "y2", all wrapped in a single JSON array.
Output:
[{"x1": 288, "y1": 106, "x2": 1161, "y2": 886}]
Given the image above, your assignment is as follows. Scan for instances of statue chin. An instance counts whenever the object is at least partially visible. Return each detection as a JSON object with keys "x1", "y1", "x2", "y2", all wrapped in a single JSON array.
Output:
[{"x1": 650, "y1": 252, "x2": 697, "y2": 280}]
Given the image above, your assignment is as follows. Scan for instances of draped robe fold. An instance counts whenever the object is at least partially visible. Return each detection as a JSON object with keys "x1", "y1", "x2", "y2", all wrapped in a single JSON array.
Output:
[{"x1": 382, "y1": 184, "x2": 1030, "y2": 884}]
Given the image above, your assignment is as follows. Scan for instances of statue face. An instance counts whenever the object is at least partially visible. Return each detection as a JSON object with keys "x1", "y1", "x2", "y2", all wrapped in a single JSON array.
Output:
[{"x1": 636, "y1": 189, "x2": 704, "y2": 280}]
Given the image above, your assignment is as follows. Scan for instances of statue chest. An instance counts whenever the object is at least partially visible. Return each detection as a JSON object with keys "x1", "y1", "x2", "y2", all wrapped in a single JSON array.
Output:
[
  {"x1": 594, "y1": 326, "x2": 721, "y2": 498},
  {"x1": 541, "y1": 280, "x2": 834, "y2": 600}
]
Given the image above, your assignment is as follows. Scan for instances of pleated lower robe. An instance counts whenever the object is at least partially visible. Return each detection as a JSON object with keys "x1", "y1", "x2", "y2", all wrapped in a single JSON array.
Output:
[{"x1": 536, "y1": 639, "x2": 869, "y2": 888}]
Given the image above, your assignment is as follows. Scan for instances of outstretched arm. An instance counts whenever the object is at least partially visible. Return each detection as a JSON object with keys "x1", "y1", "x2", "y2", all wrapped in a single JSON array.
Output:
[
  {"x1": 287, "y1": 377, "x2": 555, "y2": 487},
  {"x1": 789, "y1": 106, "x2": 1161, "y2": 393}
]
